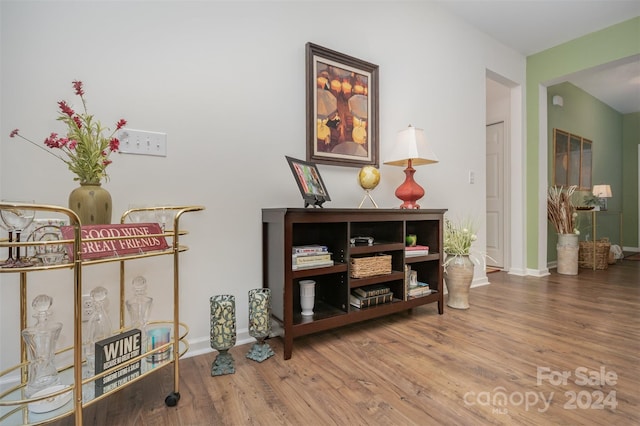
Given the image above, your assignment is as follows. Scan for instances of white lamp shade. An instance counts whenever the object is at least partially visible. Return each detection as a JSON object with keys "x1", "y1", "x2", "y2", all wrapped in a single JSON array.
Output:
[
  {"x1": 592, "y1": 184, "x2": 612, "y2": 198},
  {"x1": 384, "y1": 125, "x2": 439, "y2": 167}
]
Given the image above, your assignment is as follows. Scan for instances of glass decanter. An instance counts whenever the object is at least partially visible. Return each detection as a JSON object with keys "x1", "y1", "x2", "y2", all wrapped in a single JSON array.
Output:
[
  {"x1": 125, "y1": 276, "x2": 153, "y2": 345},
  {"x1": 21, "y1": 294, "x2": 62, "y2": 397},
  {"x1": 85, "y1": 286, "x2": 112, "y2": 376}
]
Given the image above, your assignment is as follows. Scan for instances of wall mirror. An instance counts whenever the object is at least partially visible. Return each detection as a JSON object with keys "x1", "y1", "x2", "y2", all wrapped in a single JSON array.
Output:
[{"x1": 553, "y1": 128, "x2": 592, "y2": 190}]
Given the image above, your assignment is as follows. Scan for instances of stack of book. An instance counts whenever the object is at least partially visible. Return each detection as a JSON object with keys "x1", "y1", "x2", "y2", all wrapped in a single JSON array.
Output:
[
  {"x1": 350, "y1": 285, "x2": 393, "y2": 308},
  {"x1": 404, "y1": 265, "x2": 434, "y2": 299},
  {"x1": 405, "y1": 245, "x2": 429, "y2": 257},
  {"x1": 292, "y1": 245, "x2": 333, "y2": 270},
  {"x1": 407, "y1": 281, "x2": 433, "y2": 298}
]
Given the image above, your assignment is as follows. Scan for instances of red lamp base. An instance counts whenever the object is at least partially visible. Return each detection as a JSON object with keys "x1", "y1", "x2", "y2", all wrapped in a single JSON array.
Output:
[{"x1": 395, "y1": 162, "x2": 424, "y2": 209}]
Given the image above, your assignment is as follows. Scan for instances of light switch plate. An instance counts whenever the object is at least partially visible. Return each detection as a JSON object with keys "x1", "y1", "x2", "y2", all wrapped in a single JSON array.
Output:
[{"x1": 118, "y1": 128, "x2": 167, "y2": 157}]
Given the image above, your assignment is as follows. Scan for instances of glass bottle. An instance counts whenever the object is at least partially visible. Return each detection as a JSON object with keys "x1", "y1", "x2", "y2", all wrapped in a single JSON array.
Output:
[
  {"x1": 125, "y1": 276, "x2": 153, "y2": 347},
  {"x1": 21, "y1": 294, "x2": 62, "y2": 397},
  {"x1": 85, "y1": 286, "x2": 112, "y2": 376}
]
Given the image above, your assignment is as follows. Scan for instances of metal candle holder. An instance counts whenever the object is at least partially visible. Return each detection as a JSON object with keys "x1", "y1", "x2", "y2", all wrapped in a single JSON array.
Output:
[
  {"x1": 210, "y1": 294, "x2": 236, "y2": 375},
  {"x1": 246, "y1": 288, "x2": 275, "y2": 362}
]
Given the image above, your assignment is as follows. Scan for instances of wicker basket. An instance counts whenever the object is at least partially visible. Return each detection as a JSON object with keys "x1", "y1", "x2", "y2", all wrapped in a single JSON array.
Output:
[
  {"x1": 350, "y1": 254, "x2": 392, "y2": 278},
  {"x1": 578, "y1": 238, "x2": 610, "y2": 270}
]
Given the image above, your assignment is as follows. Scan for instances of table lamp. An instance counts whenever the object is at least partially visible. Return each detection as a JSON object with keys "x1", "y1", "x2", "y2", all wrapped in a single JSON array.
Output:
[
  {"x1": 384, "y1": 125, "x2": 439, "y2": 209},
  {"x1": 592, "y1": 184, "x2": 612, "y2": 211}
]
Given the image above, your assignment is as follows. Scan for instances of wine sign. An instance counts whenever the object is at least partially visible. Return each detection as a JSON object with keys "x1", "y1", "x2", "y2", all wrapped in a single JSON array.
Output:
[
  {"x1": 95, "y1": 329, "x2": 142, "y2": 396},
  {"x1": 60, "y1": 223, "x2": 169, "y2": 261}
]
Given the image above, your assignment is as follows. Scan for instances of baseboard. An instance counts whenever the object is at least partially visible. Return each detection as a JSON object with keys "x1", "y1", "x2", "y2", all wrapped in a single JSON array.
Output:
[
  {"x1": 526, "y1": 268, "x2": 551, "y2": 277},
  {"x1": 507, "y1": 268, "x2": 528, "y2": 276},
  {"x1": 623, "y1": 246, "x2": 640, "y2": 253},
  {"x1": 186, "y1": 329, "x2": 254, "y2": 358}
]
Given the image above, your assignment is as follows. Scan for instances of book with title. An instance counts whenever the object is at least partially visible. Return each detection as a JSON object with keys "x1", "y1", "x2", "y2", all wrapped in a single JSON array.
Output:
[
  {"x1": 292, "y1": 259, "x2": 334, "y2": 270},
  {"x1": 353, "y1": 284, "x2": 391, "y2": 298},
  {"x1": 350, "y1": 291, "x2": 393, "y2": 308},
  {"x1": 292, "y1": 245, "x2": 328, "y2": 255},
  {"x1": 408, "y1": 282, "x2": 433, "y2": 298},
  {"x1": 405, "y1": 245, "x2": 429, "y2": 257},
  {"x1": 292, "y1": 253, "x2": 332, "y2": 264}
]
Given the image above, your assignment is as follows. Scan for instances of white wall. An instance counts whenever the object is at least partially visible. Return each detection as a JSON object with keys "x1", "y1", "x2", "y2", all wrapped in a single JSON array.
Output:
[{"x1": 0, "y1": 1, "x2": 525, "y2": 372}]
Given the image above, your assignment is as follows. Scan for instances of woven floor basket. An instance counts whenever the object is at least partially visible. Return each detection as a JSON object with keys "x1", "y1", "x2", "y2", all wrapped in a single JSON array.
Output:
[
  {"x1": 350, "y1": 254, "x2": 392, "y2": 278},
  {"x1": 578, "y1": 238, "x2": 610, "y2": 270}
]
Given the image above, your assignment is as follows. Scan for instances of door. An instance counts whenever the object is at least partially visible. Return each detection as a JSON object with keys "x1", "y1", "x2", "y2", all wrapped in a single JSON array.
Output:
[{"x1": 486, "y1": 122, "x2": 504, "y2": 268}]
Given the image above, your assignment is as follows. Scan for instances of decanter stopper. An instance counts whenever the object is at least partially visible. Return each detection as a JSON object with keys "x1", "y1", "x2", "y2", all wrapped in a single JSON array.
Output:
[
  {"x1": 126, "y1": 276, "x2": 153, "y2": 330},
  {"x1": 85, "y1": 286, "x2": 112, "y2": 376},
  {"x1": 21, "y1": 294, "x2": 62, "y2": 397}
]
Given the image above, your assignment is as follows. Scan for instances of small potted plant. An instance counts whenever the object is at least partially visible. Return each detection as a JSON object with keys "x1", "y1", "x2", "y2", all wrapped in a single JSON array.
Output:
[
  {"x1": 583, "y1": 194, "x2": 602, "y2": 211},
  {"x1": 443, "y1": 217, "x2": 483, "y2": 309}
]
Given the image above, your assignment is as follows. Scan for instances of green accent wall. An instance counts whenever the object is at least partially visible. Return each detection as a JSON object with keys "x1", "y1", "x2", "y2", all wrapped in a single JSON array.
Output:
[
  {"x1": 526, "y1": 17, "x2": 640, "y2": 270},
  {"x1": 547, "y1": 82, "x2": 624, "y2": 261},
  {"x1": 622, "y1": 112, "x2": 640, "y2": 248}
]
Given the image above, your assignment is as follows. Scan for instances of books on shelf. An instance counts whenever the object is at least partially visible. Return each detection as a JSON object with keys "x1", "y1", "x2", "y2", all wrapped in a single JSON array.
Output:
[
  {"x1": 353, "y1": 284, "x2": 391, "y2": 298},
  {"x1": 292, "y1": 248, "x2": 333, "y2": 270},
  {"x1": 292, "y1": 259, "x2": 334, "y2": 270},
  {"x1": 408, "y1": 282, "x2": 432, "y2": 298},
  {"x1": 292, "y1": 245, "x2": 328, "y2": 255},
  {"x1": 293, "y1": 253, "x2": 332, "y2": 264},
  {"x1": 405, "y1": 245, "x2": 429, "y2": 257},
  {"x1": 350, "y1": 291, "x2": 393, "y2": 308}
]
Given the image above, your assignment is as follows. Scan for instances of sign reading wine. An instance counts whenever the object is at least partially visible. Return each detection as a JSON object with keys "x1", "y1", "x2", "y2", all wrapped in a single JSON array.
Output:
[{"x1": 60, "y1": 223, "x2": 169, "y2": 260}]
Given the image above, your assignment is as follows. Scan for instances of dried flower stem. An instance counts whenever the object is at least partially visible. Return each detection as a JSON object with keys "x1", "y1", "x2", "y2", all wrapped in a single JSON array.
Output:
[{"x1": 547, "y1": 185, "x2": 577, "y2": 234}]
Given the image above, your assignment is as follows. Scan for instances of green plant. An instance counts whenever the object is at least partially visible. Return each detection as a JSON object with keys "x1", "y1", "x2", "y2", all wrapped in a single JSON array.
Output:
[
  {"x1": 583, "y1": 194, "x2": 602, "y2": 208},
  {"x1": 444, "y1": 217, "x2": 477, "y2": 256},
  {"x1": 10, "y1": 80, "x2": 126, "y2": 184},
  {"x1": 443, "y1": 217, "x2": 492, "y2": 270}
]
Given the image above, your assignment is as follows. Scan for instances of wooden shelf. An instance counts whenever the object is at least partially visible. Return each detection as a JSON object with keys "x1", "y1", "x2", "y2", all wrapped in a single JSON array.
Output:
[{"x1": 262, "y1": 208, "x2": 446, "y2": 359}]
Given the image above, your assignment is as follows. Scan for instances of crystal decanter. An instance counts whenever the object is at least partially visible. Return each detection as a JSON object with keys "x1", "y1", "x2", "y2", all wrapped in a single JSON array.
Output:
[
  {"x1": 125, "y1": 276, "x2": 153, "y2": 348},
  {"x1": 85, "y1": 286, "x2": 112, "y2": 376},
  {"x1": 21, "y1": 294, "x2": 62, "y2": 397}
]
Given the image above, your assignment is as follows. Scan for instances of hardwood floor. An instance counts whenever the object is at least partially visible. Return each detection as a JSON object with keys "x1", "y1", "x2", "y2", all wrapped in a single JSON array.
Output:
[{"x1": 56, "y1": 260, "x2": 639, "y2": 425}]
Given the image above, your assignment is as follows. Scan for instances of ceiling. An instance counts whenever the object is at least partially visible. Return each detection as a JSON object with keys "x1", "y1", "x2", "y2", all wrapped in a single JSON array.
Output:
[{"x1": 436, "y1": 0, "x2": 640, "y2": 113}]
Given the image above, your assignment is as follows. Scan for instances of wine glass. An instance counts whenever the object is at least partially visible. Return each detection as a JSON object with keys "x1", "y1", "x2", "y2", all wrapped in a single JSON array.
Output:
[
  {"x1": 0, "y1": 216, "x2": 14, "y2": 267},
  {"x1": 154, "y1": 206, "x2": 173, "y2": 233},
  {"x1": 0, "y1": 200, "x2": 36, "y2": 268}
]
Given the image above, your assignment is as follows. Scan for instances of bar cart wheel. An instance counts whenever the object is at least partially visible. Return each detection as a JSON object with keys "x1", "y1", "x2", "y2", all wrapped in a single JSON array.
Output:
[{"x1": 165, "y1": 391, "x2": 181, "y2": 407}]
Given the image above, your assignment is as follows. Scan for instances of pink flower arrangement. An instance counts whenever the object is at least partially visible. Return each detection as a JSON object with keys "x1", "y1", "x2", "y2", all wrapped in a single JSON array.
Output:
[{"x1": 10, "y1": 80, "x2": 126, "y2": 184}]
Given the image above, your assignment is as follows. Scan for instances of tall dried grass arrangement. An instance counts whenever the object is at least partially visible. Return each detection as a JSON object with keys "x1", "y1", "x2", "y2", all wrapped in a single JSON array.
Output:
[{"x1": 547, "y1": 185, "x2": 578, "y2": 234}]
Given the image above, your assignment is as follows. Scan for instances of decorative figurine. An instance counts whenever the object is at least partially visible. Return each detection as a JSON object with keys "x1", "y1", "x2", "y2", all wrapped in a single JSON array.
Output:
[
  {"x1": 21, "y1": 294, "x2": 62, "y2": 397},
  {"x1": 357, "y1": 165, "x2": 380, "y2": 208},
  {"x1": 246, "y1": 288, "x2": 275, "y2": 362},
  {"x1": 210, "y1": 295, "x2": 236, "y2": 375}
]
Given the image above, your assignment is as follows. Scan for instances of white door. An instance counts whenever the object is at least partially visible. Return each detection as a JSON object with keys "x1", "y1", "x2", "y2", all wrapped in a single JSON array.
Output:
[{"x1": 486, "y1": 122, "x2": 504, "y2": 268}]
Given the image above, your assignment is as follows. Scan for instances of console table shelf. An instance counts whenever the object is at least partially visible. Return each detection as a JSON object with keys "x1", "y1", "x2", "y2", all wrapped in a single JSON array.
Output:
[{"x1": 262, "y1": 208, "x2": 446, "y2": 359}]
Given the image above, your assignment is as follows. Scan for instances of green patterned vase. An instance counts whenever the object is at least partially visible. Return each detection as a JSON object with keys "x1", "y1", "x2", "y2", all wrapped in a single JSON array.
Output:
[
  {"x1": 68, "y1": 182, "x2": 112, "y2": 225},
  {"x1": 210, "y1": 294, "x2": 236, "y2": 375}
]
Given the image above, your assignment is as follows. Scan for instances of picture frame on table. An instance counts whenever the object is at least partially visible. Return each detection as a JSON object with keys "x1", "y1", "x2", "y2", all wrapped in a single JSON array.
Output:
[
  {"x1": 306, "y1": 42, "x2": 379, "y2": 168},
  {"x1": 286, "y1": 156, "x2": 331, "y2": 208}
]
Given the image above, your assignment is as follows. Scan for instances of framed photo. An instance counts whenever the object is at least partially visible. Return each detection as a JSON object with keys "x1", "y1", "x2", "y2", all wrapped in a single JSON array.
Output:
[
  {"x1": 306, "y1": 42, "x2": 379, "y2": 168},
  {"x1": 286, "y1": 156, "x2": 331, "y2": 208}
]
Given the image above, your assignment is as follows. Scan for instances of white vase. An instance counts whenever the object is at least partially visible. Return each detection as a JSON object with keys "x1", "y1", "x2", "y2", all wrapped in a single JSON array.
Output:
[
  {"x1": 444, "y1": 254, "x2": 474, "y2": 309},
  {"x1": 556, "y1": 233, "x2": 579, "y2": 275},
  {"x1": 299, "y1": 280, "x2": 315, "y2": 316}
]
